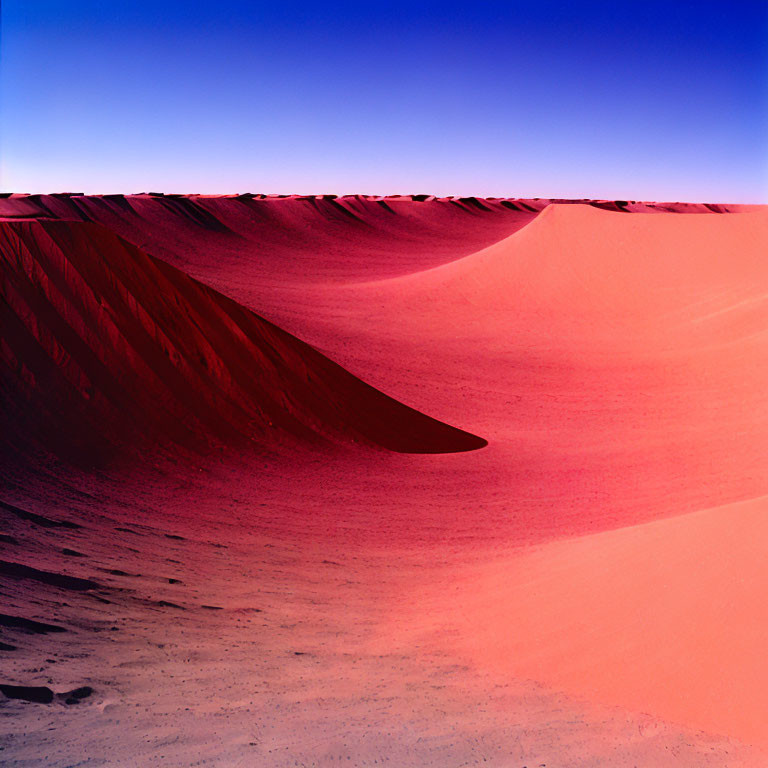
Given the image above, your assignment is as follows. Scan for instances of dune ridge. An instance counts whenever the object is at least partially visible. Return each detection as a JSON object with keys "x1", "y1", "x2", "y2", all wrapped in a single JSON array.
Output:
[
  {"x1": 0, "y1": 194, "x2": 542, "y2": 284},
  {"x1": 339, "y1": 204, "x2": 768, "y2": 347},
  {"x1": 0, "y1": 194, "x2": 755, "y2": 288}
]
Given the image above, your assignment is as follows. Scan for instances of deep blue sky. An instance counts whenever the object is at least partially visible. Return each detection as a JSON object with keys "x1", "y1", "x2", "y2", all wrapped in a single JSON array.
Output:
[{"x1": 2, "y1": 1, "x2": 767, "y2": 201}]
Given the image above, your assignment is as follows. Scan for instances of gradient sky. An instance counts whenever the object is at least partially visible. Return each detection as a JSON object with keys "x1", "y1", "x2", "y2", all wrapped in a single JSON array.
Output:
[{"x1": 1, "y1": 1, "x2": 767, "y2": 201}]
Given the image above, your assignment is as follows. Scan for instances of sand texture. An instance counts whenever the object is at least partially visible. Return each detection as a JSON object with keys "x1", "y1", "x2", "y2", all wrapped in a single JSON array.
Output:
[{"x1": 2, "y1": 194, "x2": 767, "y2": 766}]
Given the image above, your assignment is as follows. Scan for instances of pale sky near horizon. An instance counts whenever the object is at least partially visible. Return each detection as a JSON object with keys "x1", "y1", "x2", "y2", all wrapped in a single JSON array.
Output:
[{"x1": 2, "y1": 1, "x2": 767, "y2": 202}]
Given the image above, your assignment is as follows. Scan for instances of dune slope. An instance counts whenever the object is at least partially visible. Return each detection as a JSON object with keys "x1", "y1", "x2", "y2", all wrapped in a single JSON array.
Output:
[
  {"x1": 0, "y1": 194, "x2": 543, "y2": 283},
  {"x1": 421, "y1": 494, "x2": 768, "y2": 748},
  {"x1": 0, "y1": 219, "x2": 484, "y2": 464}
]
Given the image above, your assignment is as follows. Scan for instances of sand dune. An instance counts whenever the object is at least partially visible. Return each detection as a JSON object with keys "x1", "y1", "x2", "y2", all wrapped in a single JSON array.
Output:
[
  {"x1": 0, "y1": 193, "x2": 542, "y2": 283},
  {"x1": 2, "y1": 196, "x2": 768, "y2": 766},
  {"x1": 0, "y1": 219, "x2": 484, "y2": 464},
  {"x1": 333, "y1": 203, "x2": 768, "y2": 349},
  {"x1": 242, "y1": 203, "x2": 768, "y2": 542},
  {"x1": 1, "y1": 194, "x2": 755, "y2": 289}
]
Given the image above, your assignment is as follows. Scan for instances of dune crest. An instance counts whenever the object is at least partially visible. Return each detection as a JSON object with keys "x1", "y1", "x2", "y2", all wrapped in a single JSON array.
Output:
[
  {"x1": 339, "y1": 203, "x2": 768, "y2": 351},
  {"x1": 0, "y1": 194, "x2": 543, "y2": 284},
  {"x1": 1, "y1": 194, "x2": 753, "y2": 290}
]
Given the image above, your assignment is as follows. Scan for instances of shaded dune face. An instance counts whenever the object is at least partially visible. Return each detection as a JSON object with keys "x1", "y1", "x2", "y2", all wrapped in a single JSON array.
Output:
[
  {"x1": 0, "y1": 219, "x2": 485, "y2": 464},
  {"x1": 0, "y1": 194, "x2": 543, "y2": 283}
]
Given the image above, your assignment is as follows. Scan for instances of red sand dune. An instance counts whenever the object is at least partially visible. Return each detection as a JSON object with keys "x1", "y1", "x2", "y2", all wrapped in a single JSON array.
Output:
[
  {"x1": 127, "y1": 201, "x2": 768, "y2": 544},
  {"x1": 0, "y1": 193, "x2": 542, "y2": 283},
  {"x1": 0, "y1": 193, "x2": 756, "y2": 285},
  {"x1": 2, "y1": 195, "x2": 768, "y2": 766},
  {"x1": 0, "y1": 219, "x2": 483, "y2": 462}
]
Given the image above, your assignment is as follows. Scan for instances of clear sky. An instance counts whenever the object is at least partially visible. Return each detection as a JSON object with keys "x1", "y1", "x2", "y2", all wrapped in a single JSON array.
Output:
[{"x1": 2, "y1": 1, "x2": 767, "y2": 201}]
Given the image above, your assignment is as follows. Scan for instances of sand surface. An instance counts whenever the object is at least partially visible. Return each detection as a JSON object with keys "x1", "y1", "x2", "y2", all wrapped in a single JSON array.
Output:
[{"x1": 2, "y1": 194, "x2": 767, "y2": 765}]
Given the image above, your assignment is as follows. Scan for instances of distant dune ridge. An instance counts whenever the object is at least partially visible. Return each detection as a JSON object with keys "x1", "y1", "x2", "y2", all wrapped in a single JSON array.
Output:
[
  {"x1": 2, "y1": 194, "x2": 768, "y2": 767},
  {"x1": 0, "y1": 193, "x2": 755, "y2": 284}
]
